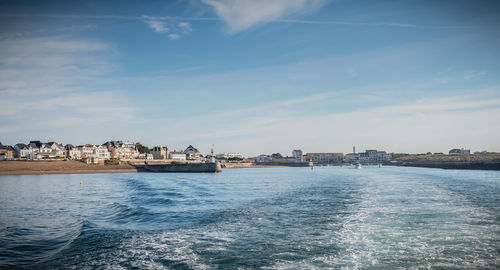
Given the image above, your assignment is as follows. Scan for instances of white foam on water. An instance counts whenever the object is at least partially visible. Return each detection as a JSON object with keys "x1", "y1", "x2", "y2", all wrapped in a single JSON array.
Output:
[
  {"x1": 112, "y1": 228, "x2": 236, "y2": 269},
  {"x1": 323, "y1": 170, "x2": 499, "y2": 269}
]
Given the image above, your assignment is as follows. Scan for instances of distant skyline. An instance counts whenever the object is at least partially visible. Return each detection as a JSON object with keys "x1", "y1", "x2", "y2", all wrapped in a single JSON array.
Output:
[{"x1": 1, "y1": 0, "x2": 499, "y2": 156}]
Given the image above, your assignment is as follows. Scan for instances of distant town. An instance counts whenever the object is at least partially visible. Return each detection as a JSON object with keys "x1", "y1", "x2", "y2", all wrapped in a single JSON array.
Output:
[{"x1": 0, "y1": 140, "x2": 490, "y2": 165}]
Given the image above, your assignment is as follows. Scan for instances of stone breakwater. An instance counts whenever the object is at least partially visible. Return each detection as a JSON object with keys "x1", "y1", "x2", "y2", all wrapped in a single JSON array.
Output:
[
  {"x1": 139, "y1": 162, "x2": 222, "y2": 173},
  {"x1": 0, "y1": 160, "x2": 222, "y2": 175}
]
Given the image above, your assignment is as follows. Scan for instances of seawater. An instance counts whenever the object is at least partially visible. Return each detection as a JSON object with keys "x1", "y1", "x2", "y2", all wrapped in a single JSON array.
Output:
[{"x1": 0, "y1": 166, "x2": 498, "y2": 269}]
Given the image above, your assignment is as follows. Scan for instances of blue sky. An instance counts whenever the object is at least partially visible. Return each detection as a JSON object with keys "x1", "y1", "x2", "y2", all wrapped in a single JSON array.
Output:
[{"x1": 1, "y1": 0, "x2": 499, "y2": 155}]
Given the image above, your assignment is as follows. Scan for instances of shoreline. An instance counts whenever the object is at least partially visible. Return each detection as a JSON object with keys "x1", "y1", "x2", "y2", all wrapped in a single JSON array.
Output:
[
  {"x1": 389, "y1": 153, "x2": 500, "y2": 171},
  {"x1": 388, "y1": 162, "x2": 500, "y2": 170},
  {"x1": 2, "y1": 159, "x2": 500, "y2": 175},
  {"x1": 0, "y1": 160, "x2": 140, "y2": 175},
  {"x1": 0, "y1": 169, "x2": 139, "y2": 175}
]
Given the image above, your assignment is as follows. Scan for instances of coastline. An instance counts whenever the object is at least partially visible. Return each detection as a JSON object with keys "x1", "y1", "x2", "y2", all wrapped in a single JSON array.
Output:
[
  {"x1": 0, "y1": 160, "x2": 139, "y2": 175},
  {"x1": 389, "y1": 154, "x2": 500, "y2": 170},
  {"x1": 3, "y1": 157, "x2": 500, "y2": 175},
  {"x1": 0, "y1": 161, "x2": 306, "y2": 175}
]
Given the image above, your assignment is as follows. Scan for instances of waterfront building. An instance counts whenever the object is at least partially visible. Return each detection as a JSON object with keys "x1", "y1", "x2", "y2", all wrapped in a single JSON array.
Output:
[
  {"x1": 272, "y1": 156, "x2": 298, "y2": 163},
  {"x1": 347, "y1": 149, "x2": 392, "y2": 163},
  {"x1": 255, "y1": 155, "x2": 273, "y2": 163},
  {"x1": 376, "y1": 151, "x2": 392, "y2": 162},
  {"x1": 102, "y1": 140, "x2": 139, "y2": 160},
  {"x1": 304, "y1": 153, "x2": 343, "y2": 163},
  {"x1": 292, "y1": 149, "x2": 303, "y2": 162},
  {"x1": 14, "y1": 143, "x2": 32, "y2": 159},
  {"x1": 344, "y1": 153, "x2": 360, "y2": 163},
  {"x1": 19, "y1": 141, "x2": 66, "y2": 159},
  {"x1": 449, "y1": 148, "x2": 470, "y2": 155},
  {"x1": 138, "y1": 153, "x2": 154, "y2": 160},
  {"x1": 151, "y1": 146, "x2": 169, "y2": 160},
  {"x1": 170, "y1": 151, "x2": 187, "y2": 161},
  {"x1": 94, "y1": 145, "x2": 111, "y2": 160},
  {"x1": 46, "y1": 142, "x2": 65, "y2": 157},
  {"x1": 66, "y1": 144, "x2": 82, "y2": 160},
  {"x1": 184, "y1": 145, "x2": 201, "y2": 160},
  {"x1": 215, "y1": 153, "x2": 244, "y2": 160},
  {"x1": 80, "y1": 144, "x2": 96, "y2": 158},
  {"x1": 0, "y1": 144, "x2": 15, "y2": 160}
]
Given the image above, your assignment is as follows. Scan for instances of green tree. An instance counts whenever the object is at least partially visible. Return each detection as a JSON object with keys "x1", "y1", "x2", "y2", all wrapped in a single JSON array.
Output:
[
  {"x1": 135, "y1": 142, "x2": 150, "y2": 153},
  {"x1": 271, "y1": 153, "x2": 283, "y2": 159}
]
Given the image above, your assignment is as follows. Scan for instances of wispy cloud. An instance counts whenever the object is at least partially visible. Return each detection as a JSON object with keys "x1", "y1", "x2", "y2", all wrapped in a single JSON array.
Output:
[
  {"x1": 145, "y1": 19, "x2": 169, "y2": 33},
  {"x1": 201, "y1": 0, "x2": 326, "y2": 33},
  {"x1": 178, "y1": 22, "x2": 193, "y2": 33},
  {"x1": 0, "y1": 35, "x2": 137, "y2": 144},
  {"x1": 142, "y1": 16, "x2": 193, "y2": 39},
  {"x1": 0, "y1": 12, "x2": 470, "y2": 36},
  {"x1": 155, "y1": 90, "x2": 500, "y2": 155},
  {"x1": 168, "y1": 33, "x2": 180, "y2": 40}
]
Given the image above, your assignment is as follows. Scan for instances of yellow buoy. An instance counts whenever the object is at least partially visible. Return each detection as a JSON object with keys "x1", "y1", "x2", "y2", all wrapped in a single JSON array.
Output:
[
  {"x1": 176, "y1": 176, "x2": 179, "y2": 178},
  {"x1": 80, "y1": 181, "x2": 82, "y2": 184},
  {"x1": 130, "y1": 177, "x2": 134, "y2": 180},
  {"x1": 202, "y1": 173, "x2": 204, "y2": 176}
]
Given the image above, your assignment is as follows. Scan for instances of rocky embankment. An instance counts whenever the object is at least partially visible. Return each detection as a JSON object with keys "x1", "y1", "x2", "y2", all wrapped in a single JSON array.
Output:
[{"x1": 390, "y1": 153, "x2": 500, "y2": 170}]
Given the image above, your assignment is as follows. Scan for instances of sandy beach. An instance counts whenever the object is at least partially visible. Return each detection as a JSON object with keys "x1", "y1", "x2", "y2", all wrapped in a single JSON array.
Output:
[{"x1": 0, "y1": 160, "x2": 138, "y2": 175}]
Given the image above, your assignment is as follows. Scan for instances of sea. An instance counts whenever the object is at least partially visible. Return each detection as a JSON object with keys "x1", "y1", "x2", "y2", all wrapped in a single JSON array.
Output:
[{"x1": 0, "y1": 166, "x2": 498, "y2": 269}]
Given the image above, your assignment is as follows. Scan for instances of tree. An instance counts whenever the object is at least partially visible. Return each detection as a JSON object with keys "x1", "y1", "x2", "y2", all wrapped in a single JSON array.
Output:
[
  {"x1": 271, "y1": 153, "x2": 283, "y2": 159},
  {"x1": 135, "y1": 142, "x2": 150, "y2": 153}
]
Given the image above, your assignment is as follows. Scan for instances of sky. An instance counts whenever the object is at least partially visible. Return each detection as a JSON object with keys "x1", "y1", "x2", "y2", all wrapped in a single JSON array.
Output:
[{"x1": 0, "y1": 0, "x2": 499, "y2": 156}]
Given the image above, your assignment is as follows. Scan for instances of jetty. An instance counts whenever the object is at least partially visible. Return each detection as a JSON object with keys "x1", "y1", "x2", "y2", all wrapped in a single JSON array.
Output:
[{"x1": 139, "y1": 162, "x2": 222, "y2": 173}]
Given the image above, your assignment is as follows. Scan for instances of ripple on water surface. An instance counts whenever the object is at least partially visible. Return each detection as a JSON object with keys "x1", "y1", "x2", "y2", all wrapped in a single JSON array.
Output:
[{"x1": 0, "y1": 167, "x2": 499, "y2": 269}]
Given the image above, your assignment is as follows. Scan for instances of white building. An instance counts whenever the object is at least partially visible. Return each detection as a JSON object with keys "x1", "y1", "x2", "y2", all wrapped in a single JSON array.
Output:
[
  {"x1": 344, "y1": 153, "x2": 360, "y2": 163},
  {"x1": 348, "y1": 149, "x2": 392, "y2": 163},
  {"x1": 102, "y1": 141, "x2": 139, "y2": 160},
  {"x1": 184, "y1": 145, "x2": 201, "y2": 160},
  {"x1": 138, "y1": 153, "x2": 154, "y2": 160},
  {"x1": 80, "y1": 144, "x2": 96, "y2": 158},
  {"x1": 215, "y1": 153, "x2": 244, "y2": 159},
  {"x1": 170, "y1": 151, "x2": 186, "y2": 161},
  {"x1": 292, "y1": 149, "x2": 303, "y2": 162},
  {"x1": 304, "y1": 153, "x2": 343, "y2": 163},
  {"x1": 67, "y1": 145, "x2": 82, "y2": 160},
  {"x1": 22, "y1": 141, "x2": 65, "y2": 159},
  {"x1": 94, "y1": 145, "x2": 111, "y2": 160},
  {"x1": 14, "y1": 143, "x2": 32, "y2": 159},
  {"x1": 449, "y1": 148, "x2": 470, "y2": 155}
]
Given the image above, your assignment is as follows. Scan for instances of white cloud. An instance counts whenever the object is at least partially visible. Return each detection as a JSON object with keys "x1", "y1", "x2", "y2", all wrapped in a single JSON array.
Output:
[
  {"x1": 145, "y1": 19, "x2": 169, "y2": 33},
  {"x1": 156, "y1": 91, "x2": 500, "y2": 155},
  {"x1": 0, "y1": 35, "x2": 138, "y2": 144},
  {"x1": 201, "y1": 0, "x2": 325, "y2": 33},
  {"x1": 168, "y1": 33, "x2": 180, "y2": 40},
  {"x1": 142, "y1": 17, "x2": 193, "y2": 39},
  {"x1": 178, "y1": 22, "x2": 192, "y2": 33}
]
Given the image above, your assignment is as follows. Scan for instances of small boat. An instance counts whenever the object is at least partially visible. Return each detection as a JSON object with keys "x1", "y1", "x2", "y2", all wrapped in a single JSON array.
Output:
[{"x1": 353, "y1": 157, "x2": 362, "y2": 169}]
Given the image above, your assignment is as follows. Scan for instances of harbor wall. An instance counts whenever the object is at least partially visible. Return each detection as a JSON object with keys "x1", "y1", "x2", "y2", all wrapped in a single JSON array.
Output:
[{"x1": 139, "y1": 162, "x2": 222, "y2": 173}]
